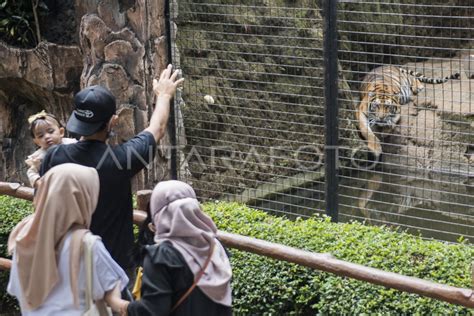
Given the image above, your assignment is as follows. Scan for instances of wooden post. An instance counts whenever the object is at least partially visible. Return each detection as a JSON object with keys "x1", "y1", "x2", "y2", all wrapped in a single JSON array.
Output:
[
  {"x1": 0, "y1": 258, "x2": 12, "y2": 270},
  {"x1": 0, "y1": 182, "x2": 148, "y2": 225},
  {"x1": 136, "y1": 190, "x2": 152, "y2": 213},
  {"x1": 0, "y1": 182, "x2": 34, "y2": 201},
  {"x1": 216, "y1": 232, "x2": 474, "y2": 308}
]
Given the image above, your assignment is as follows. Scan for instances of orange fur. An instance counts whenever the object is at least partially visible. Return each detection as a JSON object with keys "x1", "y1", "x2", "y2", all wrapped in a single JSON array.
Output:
[
  {"x1": 357, "y1": 67, "x2": 423, "y2": 158},
  {"x1": 357, "y1": 66, "x2": 459, "y2": 159}
]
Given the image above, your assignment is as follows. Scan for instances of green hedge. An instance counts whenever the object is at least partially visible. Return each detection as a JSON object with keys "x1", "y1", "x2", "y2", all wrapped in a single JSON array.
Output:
[
  {"x1": 0, "y1": 196, "x2": 33, "y2": 313},
  {"x1": 1, "y1": 196, "x2": 473, "y2": 314},
  {"x1": 203, "y1": 202, "x2": 474, "y2": 315}
]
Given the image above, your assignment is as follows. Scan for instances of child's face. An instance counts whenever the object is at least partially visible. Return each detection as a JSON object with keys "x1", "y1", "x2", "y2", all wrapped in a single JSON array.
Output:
[{"x1": 33, "y1": 122, "x2": 65, "y2": 150}]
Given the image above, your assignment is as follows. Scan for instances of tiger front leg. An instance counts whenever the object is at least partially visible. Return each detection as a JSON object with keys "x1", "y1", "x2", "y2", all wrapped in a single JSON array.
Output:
[
  {"x1": 356, "y1": 100, "x2": 383, "y2": 160},
  {"x1": 365, "y1": 127, "x2": 383, "y2": 160}
]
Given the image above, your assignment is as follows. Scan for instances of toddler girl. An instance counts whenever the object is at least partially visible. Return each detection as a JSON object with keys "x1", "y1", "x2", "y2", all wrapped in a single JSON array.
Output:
[{"x1": 25, "y1": 110, "x2": 76, "y2": 188}]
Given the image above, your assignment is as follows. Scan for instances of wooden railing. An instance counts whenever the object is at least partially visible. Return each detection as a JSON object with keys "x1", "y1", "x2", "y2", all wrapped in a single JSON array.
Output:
[{"x1": 1, "y1": 182, "x2": 473, "y2": 308}]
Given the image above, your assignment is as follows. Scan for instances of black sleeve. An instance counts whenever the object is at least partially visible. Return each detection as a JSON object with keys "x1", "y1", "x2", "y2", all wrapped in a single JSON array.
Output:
[
  {"x1": 39, "y1": 145, "x2": 60, "y2": 176},
  {"x1": 120, "y1": 131, "x2": 157, "y2": 176},
  {"x1": 127, "y1": 247, "x2": 181, "y2": 316}
]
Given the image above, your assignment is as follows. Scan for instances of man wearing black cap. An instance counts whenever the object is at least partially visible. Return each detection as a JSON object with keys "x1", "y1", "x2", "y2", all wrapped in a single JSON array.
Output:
[
  {"x1": 66, "y1": 84, "x2": 117, "y2": 136},
  {"x1": 40, "y1": 65, "x2": 184, "y2": 274}
]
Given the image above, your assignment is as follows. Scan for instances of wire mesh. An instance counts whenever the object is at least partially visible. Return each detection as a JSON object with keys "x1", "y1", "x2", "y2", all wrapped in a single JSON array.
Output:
[
  {"x1": 337, "y1": 0, "x2": 473, "y2": 242},
  {"x1": 170, "y1": 0, "x2": 473, "y2": 243}
]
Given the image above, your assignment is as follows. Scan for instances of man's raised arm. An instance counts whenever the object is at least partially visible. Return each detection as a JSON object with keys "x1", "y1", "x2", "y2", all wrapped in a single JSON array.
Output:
[{"x1": 144, "y1": 64, "x2": 185, "y2": 143}]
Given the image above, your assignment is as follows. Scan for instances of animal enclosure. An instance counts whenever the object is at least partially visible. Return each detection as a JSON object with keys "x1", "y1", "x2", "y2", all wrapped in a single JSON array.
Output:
[{"x1": 168, "y1": 0, "x2": 473, "y2": 243}]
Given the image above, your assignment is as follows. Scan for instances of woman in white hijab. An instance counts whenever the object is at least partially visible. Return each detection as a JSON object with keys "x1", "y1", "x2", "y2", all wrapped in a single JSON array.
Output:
[
  {"x1": 110, "y1": 180, "x2": 232, "y2": 316},
  {"x1": 7, "y1": 163, "x2": 129, "y2": 315}
]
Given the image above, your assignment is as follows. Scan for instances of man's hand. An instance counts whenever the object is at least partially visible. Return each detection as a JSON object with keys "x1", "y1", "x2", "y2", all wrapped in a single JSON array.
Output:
[
  {"x1": 145, "y1": 64, "x2": 185, "y2": 142},
  {"x1": 153, "y1": 64, "x2": 184, "y2": 99}
]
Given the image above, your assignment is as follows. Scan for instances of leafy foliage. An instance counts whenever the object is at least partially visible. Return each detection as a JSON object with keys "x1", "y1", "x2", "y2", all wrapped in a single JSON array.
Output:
[
  {"x1": 0, "y1": 197, "x2": 472, "y2": 314},
  {"x1": 204, "y1": 201, "x2": 474, "y2": 315},
  {"x1": 0, "y1": 0, "x2": 48, "y2": 47},
  {"x1": 0, "y1": 195, "x2": 33, "y2": 312}
]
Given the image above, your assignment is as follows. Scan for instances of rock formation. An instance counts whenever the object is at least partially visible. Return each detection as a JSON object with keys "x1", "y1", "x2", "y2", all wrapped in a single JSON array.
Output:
[
  {"x1": 0, "y1": 41, "x2": 82, "y2": 182},
  {"x1": 0, "y1": 0, "x2": 186, "y2": 188}
]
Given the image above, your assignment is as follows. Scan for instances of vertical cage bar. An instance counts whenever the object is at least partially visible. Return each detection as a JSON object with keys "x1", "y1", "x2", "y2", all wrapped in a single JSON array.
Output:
[
  {"x1": 323, "y1": 0, "x2": 339, "y2": 222},
  {"x1": 165, "y1": 0, "x2": 178, "y2": 180}
]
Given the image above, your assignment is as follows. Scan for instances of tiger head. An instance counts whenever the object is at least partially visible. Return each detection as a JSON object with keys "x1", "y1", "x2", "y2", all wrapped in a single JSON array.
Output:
[{"x1": 367, "y1": 91, "x2": 400, "y2": 128}]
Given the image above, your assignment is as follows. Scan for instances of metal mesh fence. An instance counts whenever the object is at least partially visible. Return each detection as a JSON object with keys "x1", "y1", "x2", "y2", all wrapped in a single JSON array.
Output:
[
  {"x1": 169, "y1": 0, "x2": 473, "y2": 243},
  {"x1": 336, "y1": 1, "x2": 473, "y2": 242}
]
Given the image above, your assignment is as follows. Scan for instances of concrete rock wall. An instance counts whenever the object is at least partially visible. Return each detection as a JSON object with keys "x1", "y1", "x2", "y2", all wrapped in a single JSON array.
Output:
[
  {"x1": 0, "y1": 0, "x2": 178, "y2": 188},
  {"x1": 0, "y1": 42, "x2": 82, "y2": 182}
]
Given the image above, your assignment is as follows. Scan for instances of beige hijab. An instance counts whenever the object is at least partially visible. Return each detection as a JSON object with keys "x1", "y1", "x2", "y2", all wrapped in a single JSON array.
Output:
[
  {"x1": 8, "y1": 163, "x2": 100, "y2": 310},
  {"x1": 150, "y1": 180, "x2": 232, "y2": 306}
]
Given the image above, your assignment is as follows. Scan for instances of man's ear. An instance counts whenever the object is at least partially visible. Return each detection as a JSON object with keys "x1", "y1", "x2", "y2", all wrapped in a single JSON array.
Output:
[
  {"x1": 59, "y1": 127, "x2": 65, "y2": 137},
  {"x1": 107, "y1": 115, "x2": 119, "y2": 130}
]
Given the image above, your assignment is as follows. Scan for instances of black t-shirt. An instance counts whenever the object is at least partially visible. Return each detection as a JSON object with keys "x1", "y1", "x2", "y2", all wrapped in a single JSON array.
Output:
[
  {"x1": 128, "y1": 241, "x2": 232, "y2": 316},
  {"x1": 40, "y1": 131, "x2": 156, "y2": 269}
]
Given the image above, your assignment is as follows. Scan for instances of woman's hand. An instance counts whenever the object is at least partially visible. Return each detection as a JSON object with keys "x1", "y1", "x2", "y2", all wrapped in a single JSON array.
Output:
[{"x1": 104, "y1": 282, "x2": 130, "y2": 315}]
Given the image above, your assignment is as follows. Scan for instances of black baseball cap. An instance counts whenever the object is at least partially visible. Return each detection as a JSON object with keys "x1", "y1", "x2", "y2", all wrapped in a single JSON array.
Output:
[{"x1": 66, "y1": 85, "x2": 116, "y2": 136}]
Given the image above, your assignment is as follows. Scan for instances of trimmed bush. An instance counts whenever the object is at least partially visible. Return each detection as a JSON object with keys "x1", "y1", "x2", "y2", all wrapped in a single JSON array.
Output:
[
  {"x1": 203, "y1": 202, "x2": 473, "y2": 315},
  {"x1": 0, "y1": 197, "x2": 472, "y2": 314},
  {"x1": 0, "y1": 196, "x2": 33, "y2": 313}
]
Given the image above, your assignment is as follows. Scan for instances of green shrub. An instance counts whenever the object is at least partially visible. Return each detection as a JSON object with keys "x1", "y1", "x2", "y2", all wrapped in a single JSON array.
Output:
[
  {"x1": 203, "y1": 201, "x2": 474, "y2": 315},
  {"x1": 1, "y1": 197, "x2": 472, "y2": 314},
  {"x1": 0, "y1": 195, "x2": 33, "y2": 313}
]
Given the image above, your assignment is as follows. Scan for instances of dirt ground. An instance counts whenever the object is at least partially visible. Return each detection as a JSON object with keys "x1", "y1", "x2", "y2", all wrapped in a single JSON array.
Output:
[{"x1": 382, "y1": 55, "x2": 474, "y2": 176}]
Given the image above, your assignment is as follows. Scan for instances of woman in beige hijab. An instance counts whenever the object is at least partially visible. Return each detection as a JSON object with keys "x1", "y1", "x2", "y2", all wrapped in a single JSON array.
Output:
[{"x1": 7, "y1": 163, "x2": 128, "y2": 315}]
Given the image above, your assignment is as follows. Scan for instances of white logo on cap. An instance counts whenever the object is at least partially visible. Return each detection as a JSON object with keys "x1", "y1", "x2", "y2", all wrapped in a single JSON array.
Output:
[{"x1": 75, "y1": 109, "x2": 94, "y2": 118}]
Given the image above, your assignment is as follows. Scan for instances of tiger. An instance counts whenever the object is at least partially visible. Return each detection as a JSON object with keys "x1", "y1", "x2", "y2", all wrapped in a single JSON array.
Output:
[{"x1": 356, "y1": 65, "x2": 460, "y2": 160}]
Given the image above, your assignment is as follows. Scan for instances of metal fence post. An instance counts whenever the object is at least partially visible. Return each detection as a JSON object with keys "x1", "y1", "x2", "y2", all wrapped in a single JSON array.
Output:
[
  {"x1": 323, "y1": 0, "x2": 339, "y2": 222},
  {"x1": 165, "y1": 0, "x2": 178, "y2": 180}
]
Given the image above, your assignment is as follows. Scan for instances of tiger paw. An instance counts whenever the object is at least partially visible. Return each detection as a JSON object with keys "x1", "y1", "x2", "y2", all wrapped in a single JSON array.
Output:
[
  {"x1": 350, "y1": 146, "x2": 381, "y2": 170},
  {"x1": 414, "y1": 101, "x2": 437, "y2": 112}
]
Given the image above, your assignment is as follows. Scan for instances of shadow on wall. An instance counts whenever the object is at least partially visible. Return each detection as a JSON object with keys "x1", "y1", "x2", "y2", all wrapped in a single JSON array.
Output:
[{"x1": 0, "y1": 42, "x2": 83, "y2": 185}]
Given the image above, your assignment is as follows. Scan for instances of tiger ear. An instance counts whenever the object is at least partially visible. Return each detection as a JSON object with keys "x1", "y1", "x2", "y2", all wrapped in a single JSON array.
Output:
[{"x1": 368, "y1": 91, "x2": 375, "y2": 98}]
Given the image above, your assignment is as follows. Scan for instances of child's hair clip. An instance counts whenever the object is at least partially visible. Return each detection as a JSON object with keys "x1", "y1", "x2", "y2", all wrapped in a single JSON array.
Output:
[{"x1": 28, "y1": 110, "x2": 48, "y2": 124}]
